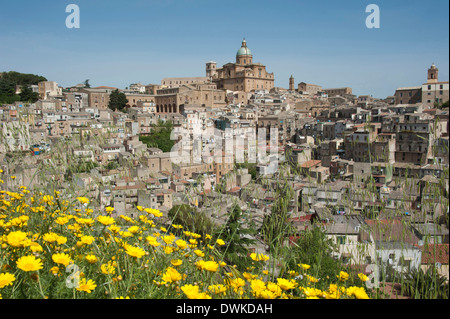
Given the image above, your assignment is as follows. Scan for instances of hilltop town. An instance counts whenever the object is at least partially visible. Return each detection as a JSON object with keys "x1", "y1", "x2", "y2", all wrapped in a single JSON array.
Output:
[{"x1": 1, "y1": 39, "x2": 449, "y2": 291}]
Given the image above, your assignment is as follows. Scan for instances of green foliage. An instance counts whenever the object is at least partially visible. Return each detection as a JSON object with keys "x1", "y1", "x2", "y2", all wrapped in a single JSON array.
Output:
[
  {"x1": 168, "y1": 204, "x2": 216, "y2": 238},
  {"x1": 1, "y1": 71, "x2": 47, "y2": 86},
  {"x1": 104, "y1": 161, "x2": 119, "y2": 170},
  {"x1": 260, "y1": 183, "x2": 295, "y2": 250},
  {"x1": 284, "y1": 225, "x2": 343, "y2": 288},
  {"x1": 108, "y1": 89, "x2": 128, "y2": 112},
  {"x1": 65, "y1": 160, "x2": 99, "y2": 179},
  {"x1": 139, "y1": 120, "x2": 175, "y2": 153},
  {"x1": 401, "y1": 266, "x2": 449, "y2": 299},
  {"x1": 235, "y1": 161, "x2": 257, "y2": 180},
  {"x1": 214, "y1": 203, "x2": 256, "y2": 269},
  {"x1": 0, "y1": 71, "x2": 46, "y2": 104},
  {"x1": 19, "y1": 85, "x2": 39, "y2": 103}
]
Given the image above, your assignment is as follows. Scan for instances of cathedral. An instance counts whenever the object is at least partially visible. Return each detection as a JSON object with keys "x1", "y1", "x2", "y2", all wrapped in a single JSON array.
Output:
[{"x1": 206, "y1": 39, "x2": 275, "y2": 92}]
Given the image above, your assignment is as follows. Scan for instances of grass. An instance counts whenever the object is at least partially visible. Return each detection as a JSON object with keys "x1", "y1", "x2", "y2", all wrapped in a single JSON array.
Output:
[{"x1": 0, "y1": 179, "x2": 373, "y2": 299}]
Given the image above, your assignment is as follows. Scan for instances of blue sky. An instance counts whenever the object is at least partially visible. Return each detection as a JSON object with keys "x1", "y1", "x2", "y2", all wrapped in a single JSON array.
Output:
[{"x1": 0, "y1": 0, "x2": 448, "y2": 98}]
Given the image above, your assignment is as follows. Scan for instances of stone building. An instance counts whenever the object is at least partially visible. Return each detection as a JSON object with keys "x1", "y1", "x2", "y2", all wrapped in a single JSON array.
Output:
[
  {"x1": 210, "y1": 39, "x2": 275, "y2": 92},
  {"x1": 323, "y1": 87, "x2": 352, "y2": 97},
  {"x1": 38, "y1": 81, "x2": 62, "y2": 99},
  {"x1": 297, "y1": 82, "x2": 323, "y2": 95},
  {"x1": 421, "y1": 63, "x2": 449, "y2": 106},
  {"x1": 394, "y1": 86, "x2": 422, "y2": 105}
]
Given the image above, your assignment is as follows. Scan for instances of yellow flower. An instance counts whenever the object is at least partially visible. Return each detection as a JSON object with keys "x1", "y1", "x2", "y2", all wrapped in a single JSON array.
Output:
[
  {"x1": 181, "y1": 284, "x2": 200, "y2": 299},
  {"x1": 175, "y1": 239, "x2": 187, "y2": 249},
  {"x1": 76, "y1": 197, "x2": 89, "y2": 205},
  {"x1": 358, "y1": 273, "x2": 369, "y2": 282},
  {"x1": 108, "y1": 224, "x2": 121, "y2": 234},
  {"x1": 193, "y1": 249, "x2": 204, "y2": 257},
  {"x1": 56, "y1": 235, "x2": 67, "y2": 245},
  {"x1": 49, "y1": 266, "x2": 60, "y2": 276},
  {"x1": 0, "y1": 273, "x2": 15, "y2": 288},
  {"x1": 76, "y1": 278, "x2": 97, "y2": 293},
  {"x1": 128, "y1": 226, "x2": 140, "y2": 234},
  {"x1": 208, "y1": 284, "x2": 227, "y2": 295},
  {"x1": 337, "y1": 271, "x2": 349, "y2": 281},
  {"x1": 299, "y1": 263, "x2": 311, "y2": 270},
  {"x1": 202, "y1": 261, "x2": 219, "y2": 272},
  {"x1": 52, "y1": 253, "x2": 73, "y2": 267},
  {"x1": 29, "y1": 242, "x2": 43, "y2": 253},
  {"x1": 97, "y1": 215, "x2": 115, "y2": 226},
  {"x1": 16, "y1": 255, "x2": 43, "y2": 272},
  {"x1": 80, "y1": 235, "x2": 95, "y2": 245},
  {"x1": 163, "y1": 246, "x2": 174, "y2": 254},
  {"x1": 162, "y1": 267, "x2": 182, "y2": 283},
  {"x1": 55, "y1": 216, "x2": 70, "y2": 225},
  {"x1": 85, "y1": 254, "x2": 98, "y2": 264},
  {"x1": 250, "y1": 253, "x2": 270, "y2": 262},
  {"x1": 302, "y1": 287, "x2": 324, "y2": 298},
  {"x1": 125, "y1": 245, "x2": 146, "y2": 258},
  {"x1": 250, "y1": 279, "x2": 267, "y2": 297},
  {"x1": 105, "y1": 206, "x2": 115, "y2": 214},
  {"x1": 306, "y1": 274, "x2": 319, "y2": 283},
  {"x1": 101, "y1": 261, "x2": 116, "y2": 275},
  {"x1": 171, "y1": 259, "x2": 183, "y2": 267},
  {"x1": 267, "y1": 281, "x2": 282, "y2": 296},
  {"x1": 226, "y1": 277, "x2": 246, "y2": 290},
  {"x1": 288, "y1": 270, "x2": 299, "y2": 277},
  {"x1": 347, "y1": 286, "x2": 370, "y2": 299},
  {"x1": 216, "y1": 239, "x2": 225, "y2": 246},
  {"x1": 146, "y1": 236, "x2": 160, "y2": 247},
  {"x1": 276, "y1": 278, "x2": 297, "y2": 291},
  {"x1": 6, "y1": 230, "x2": 28, "y2": 247},
  {"x1": 243, "y1": 272, "x2": 257, "y2": 281},
  {"x1": 161, "y1": 234, "x2": 175, "y2": 245},
  {"x1": 119, "y1": 231, "x2": 133, "y2": 238}
]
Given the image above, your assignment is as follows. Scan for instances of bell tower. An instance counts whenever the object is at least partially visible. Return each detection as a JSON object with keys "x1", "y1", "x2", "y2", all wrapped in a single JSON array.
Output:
[
  {"x1": 427, "y1": 63, "x2": 438, "y2": 83},
  {"x1": 206, "y1": 61, "x2": 217, "y2": 80},
  {"x1": 289, "y1": 75, "x2": 295, "y2": 91}
]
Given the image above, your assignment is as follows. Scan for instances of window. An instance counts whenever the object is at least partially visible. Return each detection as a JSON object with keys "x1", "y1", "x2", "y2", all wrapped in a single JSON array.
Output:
[
  {"x1": 341, "y1": 256, "x2": 351, "y2": 264},
  {"x1": 337, "y1": 236, "x2": 346, "y2": 245},
  {"x1": 400, "y1": 257, "x2": 411, "y2": 270}
]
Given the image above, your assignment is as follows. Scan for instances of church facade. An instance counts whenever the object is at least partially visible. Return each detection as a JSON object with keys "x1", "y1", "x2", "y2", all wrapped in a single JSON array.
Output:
[{"x1": 206, "y1": 39, "x2": 275, "y2": 92}]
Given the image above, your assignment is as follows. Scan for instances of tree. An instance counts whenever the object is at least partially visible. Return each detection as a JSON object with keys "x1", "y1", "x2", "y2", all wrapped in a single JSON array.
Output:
[
  {"x1": 214, "y1": 203, "x2": 257, "y2": 269},
  {"x1": 139, "y1": 120, "x2": 175, "y2": 152},
  {"x1": 0, "y1": 77, "x2": 18, "y2": 103},
  {"x1": 19, "y1": 85, "x2": 39, "y2": 103},
  {"x1": 284, "y1": 225, "x2": 342, "y2": 289},
  {"x1": 83, "y1": 79, "x2": 91, "y2": 88},
  {"x1": 108, "y1": 89, "x2": 128, "y2": 112},
  {"x1": 260, "y1": 183, "x2": 295, "y2": 251},
  {"x1": 168, "y1": 204, "x2": 215, "y2": 238},
  {"x1": 0, "y1": 71, "x2": 46, "y2": 104}
]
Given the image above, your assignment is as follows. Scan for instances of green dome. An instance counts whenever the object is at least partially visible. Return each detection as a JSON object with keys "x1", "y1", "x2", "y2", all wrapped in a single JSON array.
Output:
[{"x1": 236, "y1": 39, "x2": 252, "y2": 56}]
